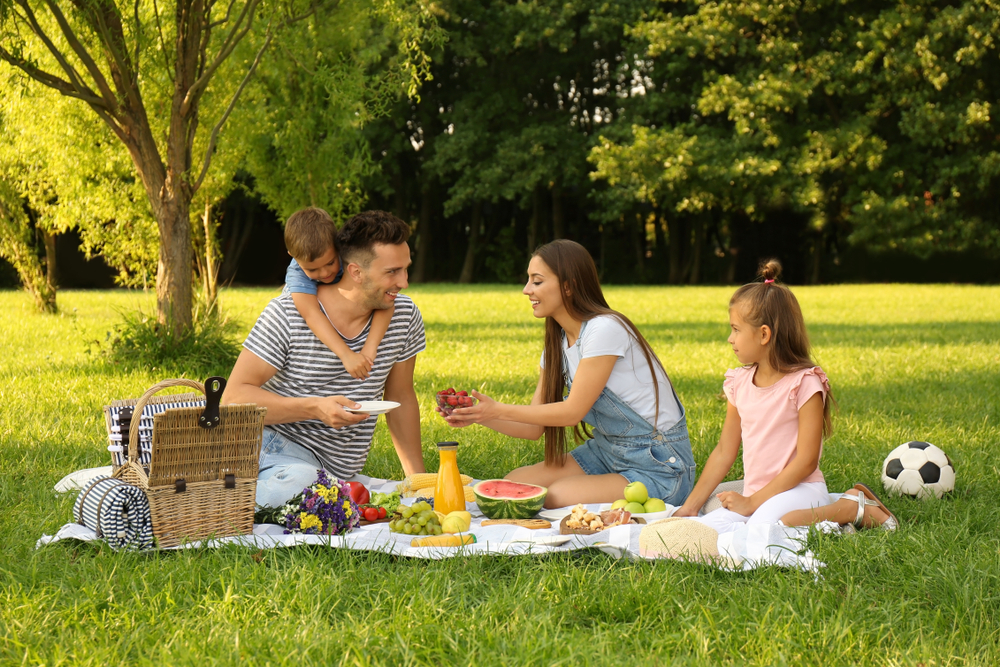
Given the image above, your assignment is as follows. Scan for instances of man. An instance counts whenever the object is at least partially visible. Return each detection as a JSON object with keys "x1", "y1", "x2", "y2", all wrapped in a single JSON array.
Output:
[{"x1": 223, "y1": 210, "x2": 426, "y2": 507}]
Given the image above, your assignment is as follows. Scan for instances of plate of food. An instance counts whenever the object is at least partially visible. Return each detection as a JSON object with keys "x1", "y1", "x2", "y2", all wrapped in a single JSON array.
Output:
[
  {"x1": 344, "y1": 401, "x2": 400, "y2": 415},
  {"x1": 599, "y1": 503, "x2": 678, "y2": 524}
]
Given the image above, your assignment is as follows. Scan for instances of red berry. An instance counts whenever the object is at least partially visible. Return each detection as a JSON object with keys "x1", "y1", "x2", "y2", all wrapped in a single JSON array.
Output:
[
  {"x1": 446, "y1": 388, "x2": 456, "y2": 394},
  {"x1": 446, "y1": 396, "x2": 459, "y2": 406},
  {"x1": 457, "y1": 390, "x2": 468, "y2": 396}
]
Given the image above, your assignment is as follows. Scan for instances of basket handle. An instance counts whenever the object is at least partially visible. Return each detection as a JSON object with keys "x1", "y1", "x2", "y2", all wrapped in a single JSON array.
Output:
[{"x1": 125, "y1": 378, "x2": 206, "y2": 465}]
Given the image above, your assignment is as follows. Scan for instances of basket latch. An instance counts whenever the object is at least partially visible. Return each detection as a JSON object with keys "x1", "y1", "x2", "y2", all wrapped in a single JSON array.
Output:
[
  {"x1": 175, "y1": 479, "x2": 186, "y2": 493},
  {"x1": 199, "y1": 376, "x2": 226, "y2": 429},
  {"x1": 225, "y1": 474, "x2": 236, "y2": 489}
]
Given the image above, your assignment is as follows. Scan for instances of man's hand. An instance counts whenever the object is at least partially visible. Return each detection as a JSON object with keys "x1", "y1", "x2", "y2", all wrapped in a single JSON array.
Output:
[{"x1": 313, "y1": 396, "x2": 369, "y2": 428}]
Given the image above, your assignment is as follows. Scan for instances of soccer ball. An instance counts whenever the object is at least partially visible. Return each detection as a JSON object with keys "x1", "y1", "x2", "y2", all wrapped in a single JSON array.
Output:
[{"x1": 881, "y1": 441, "x2": 955, "y2": 499}]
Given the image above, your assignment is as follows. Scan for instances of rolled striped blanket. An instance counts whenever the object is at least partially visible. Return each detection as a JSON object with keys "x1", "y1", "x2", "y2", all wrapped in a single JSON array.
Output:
[{"x1": 73, "y1": 476, "x2": 153, "y2": 550}]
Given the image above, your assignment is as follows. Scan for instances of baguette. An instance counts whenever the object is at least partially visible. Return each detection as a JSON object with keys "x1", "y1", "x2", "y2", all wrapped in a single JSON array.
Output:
[{"x1": 480, "y1": 519, "x2": 552, "y2": 529}]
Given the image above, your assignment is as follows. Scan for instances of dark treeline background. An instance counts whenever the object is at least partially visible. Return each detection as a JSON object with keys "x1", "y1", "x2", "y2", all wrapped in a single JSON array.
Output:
[{"x1": 3, "y1": 0, "x2": 999, "y2": 291}]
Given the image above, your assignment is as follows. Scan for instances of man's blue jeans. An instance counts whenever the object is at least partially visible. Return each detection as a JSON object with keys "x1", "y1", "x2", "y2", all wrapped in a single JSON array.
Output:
[{"x1": 256, "y1": 428, "x2": 324, "y2": 508}]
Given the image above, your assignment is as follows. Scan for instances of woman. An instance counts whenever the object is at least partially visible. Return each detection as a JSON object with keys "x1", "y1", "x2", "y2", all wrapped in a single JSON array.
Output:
[{"x1": 442, "y1": 240, "x2": 695, "y2": 508}]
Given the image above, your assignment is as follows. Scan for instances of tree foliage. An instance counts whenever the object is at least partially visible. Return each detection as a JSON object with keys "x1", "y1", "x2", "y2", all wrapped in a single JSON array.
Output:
[{"x1": 590, "y1": 0, "x2": 1000, "y2": 266}]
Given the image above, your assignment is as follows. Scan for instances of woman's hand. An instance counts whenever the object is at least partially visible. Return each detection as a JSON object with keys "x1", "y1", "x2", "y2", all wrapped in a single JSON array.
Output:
[
  {"x1": 716, "y1": 491, "x2": 755, "y2": 516},
  {"x1": 450, "y1": 390, "x2": 501, "y2": 423},
  {"x1": 437, "y1": 405, "x2": 476, "y2": 428},
  {"x1": 671, "y1": 506, "x2": 699, "y2": 518}
]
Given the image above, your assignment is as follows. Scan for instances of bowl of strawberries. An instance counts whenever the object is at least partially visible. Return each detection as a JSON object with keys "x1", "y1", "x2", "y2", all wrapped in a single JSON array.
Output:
[{"x1": 436, "y1": 388, "x2": 476, "y2": 415}]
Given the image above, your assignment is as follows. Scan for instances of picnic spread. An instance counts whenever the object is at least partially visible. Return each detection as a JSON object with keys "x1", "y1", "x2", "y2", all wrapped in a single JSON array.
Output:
[
  {"x1": 36, "y1": 376, "x2": 846, "y2": 573},
  {"x1": 42, "y1": 467, "x2": 840, "y2": 573}
]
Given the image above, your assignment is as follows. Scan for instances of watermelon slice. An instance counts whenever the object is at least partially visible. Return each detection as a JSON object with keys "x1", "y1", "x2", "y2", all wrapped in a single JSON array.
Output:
[{"x1": 473, "y1": 480, "x2": 547, "y2": 519}]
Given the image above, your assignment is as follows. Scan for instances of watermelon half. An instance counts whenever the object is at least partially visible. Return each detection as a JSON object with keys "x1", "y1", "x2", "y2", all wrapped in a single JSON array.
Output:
[{"x1": 473, "y1": 480, "x2": 547, "y2": 519}]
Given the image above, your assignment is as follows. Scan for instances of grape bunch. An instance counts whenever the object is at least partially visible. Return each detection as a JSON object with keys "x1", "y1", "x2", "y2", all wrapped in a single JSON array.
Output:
[{"x1": 388, "y1": 501, "x2": 443, "y2": 536}]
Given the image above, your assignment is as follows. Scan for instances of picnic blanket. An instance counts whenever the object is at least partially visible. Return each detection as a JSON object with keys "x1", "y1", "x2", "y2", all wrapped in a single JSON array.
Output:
[
  {"x1": 41, "y1": 469, "x2": 838, "y2": 573},
  {"x1": 71, "y1": 475, "x2": 154, "y2": 550}
]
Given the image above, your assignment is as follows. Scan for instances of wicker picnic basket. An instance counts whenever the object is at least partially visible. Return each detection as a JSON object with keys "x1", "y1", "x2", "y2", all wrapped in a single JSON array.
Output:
[{"x1": 108, "y1": 377, "x2": 266, "y2": 548}]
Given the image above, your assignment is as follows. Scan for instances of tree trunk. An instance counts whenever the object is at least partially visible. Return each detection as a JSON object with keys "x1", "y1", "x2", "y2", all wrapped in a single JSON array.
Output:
[
  {"x1": 667, "y1": 216, "x2": 686, "y2": 284},
  {"x1": 155, "y1": 195, "x2": 194, "y2": 333},
  {"x1": 412, "y1": 181, "x2": 434, "y2": 282},
  {"x1": 527, "y1": 186, "x2": 543, "y2": 253},
  {"x1": 202, "y1": 199, "x2": 219, "y2": 304},
  {"x1": 810, "y1": 233, "x2": 823, "y2": 284},
  {"x1": 632, "y1": 213, "x2": 646, "y2": 281},
  {"x1": 459, "y1": 203, "x2": 482, "y2": 283},
  {"x1": 42, "y1": 229, "x2": 58, "y2": 292},
  {"x1": 688, "y1": 217, "x2": 705, "y2": 284},
  {"x1": 551, "y1": 182, "x2": 564, "y2": 239}
]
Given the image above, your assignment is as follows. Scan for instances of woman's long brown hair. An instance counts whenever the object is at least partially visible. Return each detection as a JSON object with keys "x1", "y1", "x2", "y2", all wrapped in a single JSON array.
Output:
[
  {"x1": 730, "y1": 259, "x2": 835, "y2": 437},
  {"x1": 534, "y1": 240, "x2": 672, "y2": 465}
]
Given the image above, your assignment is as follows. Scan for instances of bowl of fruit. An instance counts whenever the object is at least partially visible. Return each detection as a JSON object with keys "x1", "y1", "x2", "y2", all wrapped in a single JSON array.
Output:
[{"x1": 436, "y1": 388, "x2": 476, "y2": 415}]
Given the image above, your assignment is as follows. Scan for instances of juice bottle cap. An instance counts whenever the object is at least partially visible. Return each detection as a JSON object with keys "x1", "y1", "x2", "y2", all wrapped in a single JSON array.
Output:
[{"x1": 436, "y1": 441, "x2": 459, "y2": 450}]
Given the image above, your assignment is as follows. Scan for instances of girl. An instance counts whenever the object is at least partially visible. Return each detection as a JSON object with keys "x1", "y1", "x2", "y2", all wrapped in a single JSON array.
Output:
[
  {"x1": 673, "y1": 260, "x2": 896, "y2": 533},
  {"x1": 441, "y1": 240, "x2": 696, "y2": 508}
]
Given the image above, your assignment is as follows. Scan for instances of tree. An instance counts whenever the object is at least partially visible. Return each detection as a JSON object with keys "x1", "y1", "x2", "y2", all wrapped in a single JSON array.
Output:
[
  {"x1": 242, "y1": 0, "x2": 443, "y2": 222},
  {"x1": 364, "y1": 0, "x2": 660, "y2": 282},
  {"x1": 0, "y1": 0, "x2": 318, "y2": 333},
  {"x1": 0, "y1": 177, "x2": 55, "y2": 311},
  {"x1": 589, "y1": 0, "x2": 1000, "y2": 282}
]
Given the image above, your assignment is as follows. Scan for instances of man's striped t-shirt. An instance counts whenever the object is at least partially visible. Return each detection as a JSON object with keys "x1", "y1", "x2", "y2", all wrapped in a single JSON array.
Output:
[{"x1": 242, "y1": 293, "x2": 426, "y2": 478}]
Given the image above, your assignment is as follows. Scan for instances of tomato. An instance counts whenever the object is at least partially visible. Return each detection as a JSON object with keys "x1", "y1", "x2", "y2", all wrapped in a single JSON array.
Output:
[
  {"x1": 347, "y1": 481, "x2": 370, "y2": 505},
  {"x1": 377, "y1": 506, "x2": 387, "y2": 519},
  {"x1": 363, "y1": 507, "x2": 379, "y2": 522}
]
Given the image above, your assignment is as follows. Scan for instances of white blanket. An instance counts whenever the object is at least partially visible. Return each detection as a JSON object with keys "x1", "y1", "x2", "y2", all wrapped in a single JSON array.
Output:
[{"x1": 41, "y1": 470, "x2": 836, "y2": 573}]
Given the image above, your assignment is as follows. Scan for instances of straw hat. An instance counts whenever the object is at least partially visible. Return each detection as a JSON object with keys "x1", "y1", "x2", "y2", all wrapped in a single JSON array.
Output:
[{"x1": 638, "y1": 517, "x2": 720, "y2": 560}]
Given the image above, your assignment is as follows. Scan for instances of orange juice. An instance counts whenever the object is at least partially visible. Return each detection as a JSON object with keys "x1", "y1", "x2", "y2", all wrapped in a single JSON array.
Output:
[{"x1": 434, "y1": 442, "x2": 465, "y2": 515}]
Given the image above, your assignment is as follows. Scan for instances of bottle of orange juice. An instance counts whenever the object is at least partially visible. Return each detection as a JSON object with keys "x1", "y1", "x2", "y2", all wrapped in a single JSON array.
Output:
[{"x1": 434, "y1": 441, "x2": 465, "y2": 515}]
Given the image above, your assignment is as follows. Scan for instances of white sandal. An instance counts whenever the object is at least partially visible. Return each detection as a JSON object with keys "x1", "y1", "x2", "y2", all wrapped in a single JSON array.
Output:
[{"x1": 844, "y1": 483, "x2": 898, "y2": 531}]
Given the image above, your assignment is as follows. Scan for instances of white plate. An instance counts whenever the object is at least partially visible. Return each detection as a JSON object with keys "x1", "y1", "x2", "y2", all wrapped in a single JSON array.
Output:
[
  {"x1": 537, "y1": 507, "x2": 576, "y2": 522},
  {"x1": 599, "y1": 503, "x2": 678, "y2": 523},
  {"x1": 344, "y1": 400, "x2": 400, "y2": 415},
  {"x1": 511, "y1": 535, "x2": 573, "y2": 547}
]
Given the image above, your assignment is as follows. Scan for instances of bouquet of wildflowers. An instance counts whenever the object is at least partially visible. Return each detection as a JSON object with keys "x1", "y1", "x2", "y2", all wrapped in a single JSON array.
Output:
[{"x1": 281, "y1": 469, "x2": 360, "y2": 535}]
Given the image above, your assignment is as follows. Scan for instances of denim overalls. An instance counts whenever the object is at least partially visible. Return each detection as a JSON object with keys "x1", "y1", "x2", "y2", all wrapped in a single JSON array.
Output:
[{"x1": 564, "y1": 321, "x2": 696, "y2": 505}]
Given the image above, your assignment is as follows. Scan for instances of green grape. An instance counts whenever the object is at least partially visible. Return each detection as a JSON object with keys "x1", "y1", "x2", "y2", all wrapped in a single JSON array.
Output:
[
  {"x1": 417, "y1": 516, "x2": 428, "y2": 526},
  {"x1": 400, "y1": 507, "x2": 413, "y2": 519},
  {"x1": 408, "y1": 516, "x2": 419, "y2": 525},
  {"x1": 403, "y1": 523, "x2": 413, "y2": 534}
]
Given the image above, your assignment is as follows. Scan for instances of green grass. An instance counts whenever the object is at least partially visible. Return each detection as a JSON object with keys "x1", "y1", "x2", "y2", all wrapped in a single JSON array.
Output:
[{"x1": 1, "y1": 284, "x2": 999, "y2": 666}]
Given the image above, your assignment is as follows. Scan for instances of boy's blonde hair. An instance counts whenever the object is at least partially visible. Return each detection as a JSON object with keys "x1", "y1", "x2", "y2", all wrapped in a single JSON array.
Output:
[{"x1": 284, "y1": 207, "x2": 337, "y2": 261}]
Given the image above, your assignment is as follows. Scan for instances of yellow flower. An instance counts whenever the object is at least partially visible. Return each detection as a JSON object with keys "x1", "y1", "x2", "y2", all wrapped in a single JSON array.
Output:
[
  {"x1": 299, "y1": 513, "x2": 323, "y2": 532},
  {"x1": 343, "y1": 500, "x2": 352, "y2": 516},
  {"x1": 316, "y1": 485, "x2": 338, "y2": 502}
]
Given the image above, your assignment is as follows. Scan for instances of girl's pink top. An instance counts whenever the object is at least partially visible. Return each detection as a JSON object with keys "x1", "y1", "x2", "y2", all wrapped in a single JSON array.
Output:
[{"x1": 723, "y1": 365, "x2": 830, "y2": 496}]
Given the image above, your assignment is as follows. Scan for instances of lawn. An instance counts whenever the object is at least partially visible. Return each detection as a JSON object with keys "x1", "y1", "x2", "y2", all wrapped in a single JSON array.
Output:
[{"x1": 1, "y1": 283, "x2": 998, "y2": 666}]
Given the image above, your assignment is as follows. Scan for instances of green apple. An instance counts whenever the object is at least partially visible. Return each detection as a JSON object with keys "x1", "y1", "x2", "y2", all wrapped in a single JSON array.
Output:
[
  {"x1": 610, "y1": 498, "x2": 629, "y2": 510},
  {"x1": 623, "y1": 481, "x2": 649, "y2": 505},
  {"x1": 643, "y1": 497, "x2": 667, "y2": 513},
  {"x1": 623, "y1": 501, "x2": 646, "y2": 514}
]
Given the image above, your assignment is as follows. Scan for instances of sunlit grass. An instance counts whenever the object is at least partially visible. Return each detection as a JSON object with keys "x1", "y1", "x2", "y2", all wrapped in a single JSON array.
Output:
[{"x1": 1, "y1": 284, "x2": 998, "y2": 665}]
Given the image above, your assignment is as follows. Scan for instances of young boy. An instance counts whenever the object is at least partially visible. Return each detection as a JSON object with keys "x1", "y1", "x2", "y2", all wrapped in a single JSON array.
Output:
[{"x1": 284, "y1": 207, "x2": 392, "y2": 380}]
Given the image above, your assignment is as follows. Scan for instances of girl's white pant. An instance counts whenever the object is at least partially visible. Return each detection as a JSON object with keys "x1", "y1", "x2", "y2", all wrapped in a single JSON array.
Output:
[{"x1": 692, "y1": 481, "x2": 831, "y2": 534}]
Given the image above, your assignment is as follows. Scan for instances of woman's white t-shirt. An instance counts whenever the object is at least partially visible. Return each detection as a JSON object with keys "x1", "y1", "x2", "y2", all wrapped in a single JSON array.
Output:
[{"x1": 541, "y1": 315, "x2": 682, "y2": 432}]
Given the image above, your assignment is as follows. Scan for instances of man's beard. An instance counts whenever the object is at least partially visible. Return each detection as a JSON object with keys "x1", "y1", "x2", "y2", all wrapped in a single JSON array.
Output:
[{"x1": 360, "y1": 274, "x2": 392, "y2": 311}]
